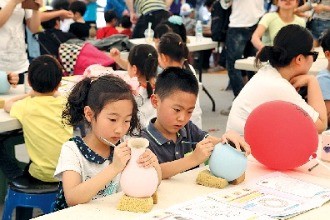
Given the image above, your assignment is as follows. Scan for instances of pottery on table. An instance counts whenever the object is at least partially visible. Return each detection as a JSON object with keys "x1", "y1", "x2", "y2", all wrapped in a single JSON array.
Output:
[
  {"x1": 208, "y1": 143, "x2": 247, "y2": 181},
  {"x1": 0, "y1": 71, "x2": 10, "y2": 94},
  {"x1": 120, "y1": 138, "x2": 158, "y2": 197}
]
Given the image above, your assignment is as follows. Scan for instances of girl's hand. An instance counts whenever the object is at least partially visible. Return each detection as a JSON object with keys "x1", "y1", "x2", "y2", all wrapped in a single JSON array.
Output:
[
  {"x1": 112, "y1": 142, "x2": 131, "y2": 172},
  {"x1": 314, "y1": 4, "x2": 324, "y2": 14},
  {"x1": 137, "y1": 149, "x2": 159, "y2": 169},
  {"x1": 191, "y1": 138, "x2": 214, "y2": 164},
  {"x1": 109, "y1": 48, "x2": 121, "y2": 60},
  {"x1": 290, "y1": 74, "x2": 314, "y2": 90},
  {"x1": 221, "y1": 130, "x2": 251, "y2": 156},
  {"x1": 7, "y1": 72, "x2": 18, "y2": 87}
]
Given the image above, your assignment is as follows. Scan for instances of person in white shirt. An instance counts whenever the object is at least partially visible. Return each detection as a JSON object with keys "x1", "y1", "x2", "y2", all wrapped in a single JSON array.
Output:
[
  {"x1": 226, "y1": 24, "x2": 327, "y2": 136},
  {"x1": 224, "y1": 0, "x2": 264, "y2": 105},
  {"x1": 0, "y1": 0, "x2": 42, "y2": 81}
]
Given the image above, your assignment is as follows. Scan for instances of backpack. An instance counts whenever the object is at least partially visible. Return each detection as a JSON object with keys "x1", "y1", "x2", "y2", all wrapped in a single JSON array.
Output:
[{"x1": 210, "y1": 0, "x2": 231, "y2": 42}]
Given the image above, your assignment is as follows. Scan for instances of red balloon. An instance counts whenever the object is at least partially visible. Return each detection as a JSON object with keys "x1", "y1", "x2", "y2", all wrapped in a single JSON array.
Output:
[{"x1": 244, "y1": 101, "x2": 318, "y2": 170}]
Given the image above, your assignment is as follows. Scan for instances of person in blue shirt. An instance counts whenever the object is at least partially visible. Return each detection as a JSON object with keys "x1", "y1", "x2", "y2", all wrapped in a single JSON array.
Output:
[
  {"x1": 105, "y1": 0, "x2": 128, "y2": 19},
  {"x1": 317, "y1": 29, "x2": 330, "y2": 127}
]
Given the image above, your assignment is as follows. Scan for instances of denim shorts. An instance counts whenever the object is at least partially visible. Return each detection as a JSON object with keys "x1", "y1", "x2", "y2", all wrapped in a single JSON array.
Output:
[{"x1": 309, "y1": 18, "x2": 330, "y2": 40}]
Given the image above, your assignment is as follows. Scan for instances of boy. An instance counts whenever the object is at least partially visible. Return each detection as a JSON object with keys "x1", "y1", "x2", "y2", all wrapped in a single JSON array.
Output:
[
  {"x1": 141, "y1": 67, "x2": 250, "y2": 179},
  {"x1": 317, "y1": 30, "x2": 330, "y2": 127},
  {"x1": 68, "y1": 1, "x2": 90, "y2": 40},
  {"x1": 37, "y1": 11, "x2": 76, "y2": 58},
  {"x1": 4, "y1": 55, "x2": 73, "y2": 183},
  {"x1": 96, "y1": 10, "x2": 119, "y2": 39}
]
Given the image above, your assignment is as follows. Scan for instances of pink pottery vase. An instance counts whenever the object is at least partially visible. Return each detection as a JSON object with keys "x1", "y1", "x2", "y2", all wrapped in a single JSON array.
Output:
[{"x1": 120, "y1": 138, "x2": 159, "y2": 197}]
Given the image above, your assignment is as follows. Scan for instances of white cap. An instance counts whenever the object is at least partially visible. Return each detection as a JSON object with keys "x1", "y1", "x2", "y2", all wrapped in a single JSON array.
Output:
[{"x1": 180, "y1": 3, "x2": 194, "y2": 16}]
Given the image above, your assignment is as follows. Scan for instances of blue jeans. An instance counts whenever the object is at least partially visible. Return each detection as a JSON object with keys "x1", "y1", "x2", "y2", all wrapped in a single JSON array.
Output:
[
  {"x1": 308, "y1": 18, "x2": 330, "y2": 41},
  {"x1": 0, "y1": 130, "x2": 24, "y2": 180},
  {"x1": 226, "y1": 26, "x2": 257, "y2": 97}
]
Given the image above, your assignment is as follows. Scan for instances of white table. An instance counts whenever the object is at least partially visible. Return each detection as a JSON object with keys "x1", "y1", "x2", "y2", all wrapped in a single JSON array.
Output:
[
  {"x1": 34, "y1": 160, "x2": 330, "y2": 220},
  {"x1": 235, "y1": 57, "x2": 328, "y2": 75},
  {"x1": 128, "y1": 36, "x2": 218, "y2": 111},
  {"x1": 0, "y1": 85, "x2": 25, "y2": 133}
]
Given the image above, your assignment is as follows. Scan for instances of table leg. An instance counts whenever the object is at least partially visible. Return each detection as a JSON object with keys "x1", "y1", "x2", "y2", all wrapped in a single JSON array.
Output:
[{"x1": 195, "y1": 51, "x2": 216, "y2": 112}]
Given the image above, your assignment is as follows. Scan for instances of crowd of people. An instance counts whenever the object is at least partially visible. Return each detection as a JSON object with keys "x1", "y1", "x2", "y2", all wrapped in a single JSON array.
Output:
[{"x1": 0, "y1": 0, "x2": 330, "y2": 216}]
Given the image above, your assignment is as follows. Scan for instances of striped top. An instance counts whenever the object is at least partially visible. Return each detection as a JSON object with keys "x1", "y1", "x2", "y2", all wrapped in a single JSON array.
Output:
[{"x1": 134, "y1": 0, "x2": 167, "y2": 15}]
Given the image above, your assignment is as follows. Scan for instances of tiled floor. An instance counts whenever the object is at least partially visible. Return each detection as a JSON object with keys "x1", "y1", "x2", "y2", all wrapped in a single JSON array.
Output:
[{"x1": 0, "y1": 72, "x2": 233, "y2": 217}]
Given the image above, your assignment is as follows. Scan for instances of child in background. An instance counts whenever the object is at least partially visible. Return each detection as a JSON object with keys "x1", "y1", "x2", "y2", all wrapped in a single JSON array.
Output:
[
  {"x1": 53, "y1": 75, "x2": 161, "y2": 210},
  {"x1": 141, "y1": 68, "x2": 250, "y2": 179},
  {"x1": 180, "y1": 3, "x2": 196, "y2": 36},
  {"x1": 157, "y1": 32, "x2": 203, "y2": 129},
  {"x1": 109, "y1": 44, "x2": 158, "y2": 128},
  {"x1": 4, "y1": 55, "x2": 73, "y2": 183},
  {"x1": 227, "y1": 24, "x2": 327, "y2": 135},
  {"x1": 120, "y1": 15, "x2": 133, "y2": 38},
  {"x1": 317, "y1": 29, "x2": 330, "y2": 128},
  {"x1": 69, "y1": 1, "x2": 90, "y2": 40},
  {"x1": 96, "y1": 10, "x2": 119, "y2": 39}
]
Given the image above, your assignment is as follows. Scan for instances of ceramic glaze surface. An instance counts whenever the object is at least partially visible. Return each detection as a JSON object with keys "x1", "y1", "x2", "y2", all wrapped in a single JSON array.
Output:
[
  {"x1": 0, "y1": 71, "x2": 10, "y2": 94},
  {"x1": 120, "y1": 138, "x2": 158, "y2": 197},
  {"x1": 208, "y1": 143, "x2": 247, "y2": 181}
]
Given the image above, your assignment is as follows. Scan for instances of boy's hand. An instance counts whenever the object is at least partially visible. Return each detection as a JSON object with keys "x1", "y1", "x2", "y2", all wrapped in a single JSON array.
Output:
[
  {"x1": 221, "y1": 130, "x2": 251, "y2": 156},
  {"x1": 137, "y1": 149, "x2": 159, "y2": 169},
  {"x1": 192, "y1": 139, "x2": 214, "y2": 164},
  {"x1": 112, "y1": 142, "x2": 131, "y2": 172},
  {"x1": 7, "y1": 72, "x2": 18, "y2": 87},
  {"x1": 109, "y1": 48, "x2": 121, "y2": 61}
]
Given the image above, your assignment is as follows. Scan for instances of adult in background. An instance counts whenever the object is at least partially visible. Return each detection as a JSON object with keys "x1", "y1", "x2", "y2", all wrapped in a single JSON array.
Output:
[
  {"x1": 126, "y1": 0, "x2": 172, "y2": 38},
  {"x1": 0, "y1": 0, "x2": 42, "y2": 83},
  {"x1": 221, "y1": 0, "x2": 264, "y2": 115},
  {"x1": 296, "y1": 0, "x2": 330, "y2": 47},
  {"x1": 105, "y1": 0, "x2": 129, "y2": 19}
]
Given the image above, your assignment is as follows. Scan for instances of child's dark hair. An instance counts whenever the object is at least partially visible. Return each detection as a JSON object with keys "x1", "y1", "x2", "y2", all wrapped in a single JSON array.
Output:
[
  {"x1": 128, "y1": 44, "x2": 158, "y2": 98},
  {"x1": 41, "y1": 10, "x2": 60, "y2": 30},
  {"x1": 28, "y1": 55, "x2": 62, "y2": 93},
  {"x1": 155, "y1": 67, "x2": 199, "y2": 100},
  {"x1": 154, "y1": 23, "x2": 173, "y2": 39},
  {"x1": 321, "y1": 29, "x2": 330, "y2": 52},
  {"x1": 256, "y1": 24, "x2": 313, "y2": 68},
  {"x1": 62, "y1": 75, "x2": 140, "y2": 135},
  {"x1": 104, "y1": 10, "x2": 118, "y2": 23},
  {"x1": 121, "y1": 15, "x2": 132, "y2": 29},
  {"x1": 69, "y1": 1, "x2": 86, "y2": 16},
  {"x1": 52, "y1": 0, "x2": 69, "y2": 10},
  {"x1": 165, "y1": 16, "x2": 187, "y2": 43},
  {"x1": 158, "y1": 32, "x2": 189, "y2": 64}
]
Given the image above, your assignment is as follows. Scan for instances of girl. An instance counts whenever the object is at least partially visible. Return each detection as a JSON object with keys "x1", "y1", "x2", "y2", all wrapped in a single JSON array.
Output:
[
  {"x1": 157, "y1": 32, "x2": 203, "y2": 129},
  {"x1": 110, "y1": 44, "x2": 158, "y2": 128},
  {"x1": 227, "y1": 24, "x2": 327, "y2": 135},
  {"x1": 53, "y1": 75, "x2": 161, "y2": 210},
  {"x1": 251, "y1": 0, "x2": 305, "y2": 51}
]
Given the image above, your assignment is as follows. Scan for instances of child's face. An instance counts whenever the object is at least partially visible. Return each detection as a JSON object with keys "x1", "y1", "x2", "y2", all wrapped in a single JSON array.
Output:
[
  {"x1": 152, "y1": 90, "x2": 197, "y2": 136},
  {"x1": 87, "y1": 100, "x2": 133, "y2": 144}
]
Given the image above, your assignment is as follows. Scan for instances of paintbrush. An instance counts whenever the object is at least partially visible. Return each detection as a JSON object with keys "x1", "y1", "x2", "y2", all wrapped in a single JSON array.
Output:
[{"x1": 100, "y1": 136, "x2": 117, "y2": 148}]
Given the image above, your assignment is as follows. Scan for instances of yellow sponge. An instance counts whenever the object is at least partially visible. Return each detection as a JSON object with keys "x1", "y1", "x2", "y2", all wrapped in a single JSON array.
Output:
[
  {"x1": 196, "y1": 169, "x2": 228, "y2": 189},
  {"x1": 152, "y1": 192, "x2": 158, "y2": 204},
  {"x1": 0, "y1": 98, "x2": 4, "y2": 109},
  {"x1": 117, "y1": 194, "x2": 154, "y2": 213},
  {"x1": 229, "y1": 173, "x2": 245, "y2": 185}
]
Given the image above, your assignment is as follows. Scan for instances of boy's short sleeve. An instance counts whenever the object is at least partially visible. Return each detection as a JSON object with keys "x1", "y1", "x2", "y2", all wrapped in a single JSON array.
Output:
[
  {"x1": 317, "y1": 70, "x2": 330, "y2": 100},
  {"x1": 187, "y1": 121, "x2": 208, "y2": 143},
  {"x1": 54, "y1": 141, "x2": 82, "y2": 181},
  {"x1": 10, "y1": 98, "x2": 28, "y2": 121}
]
